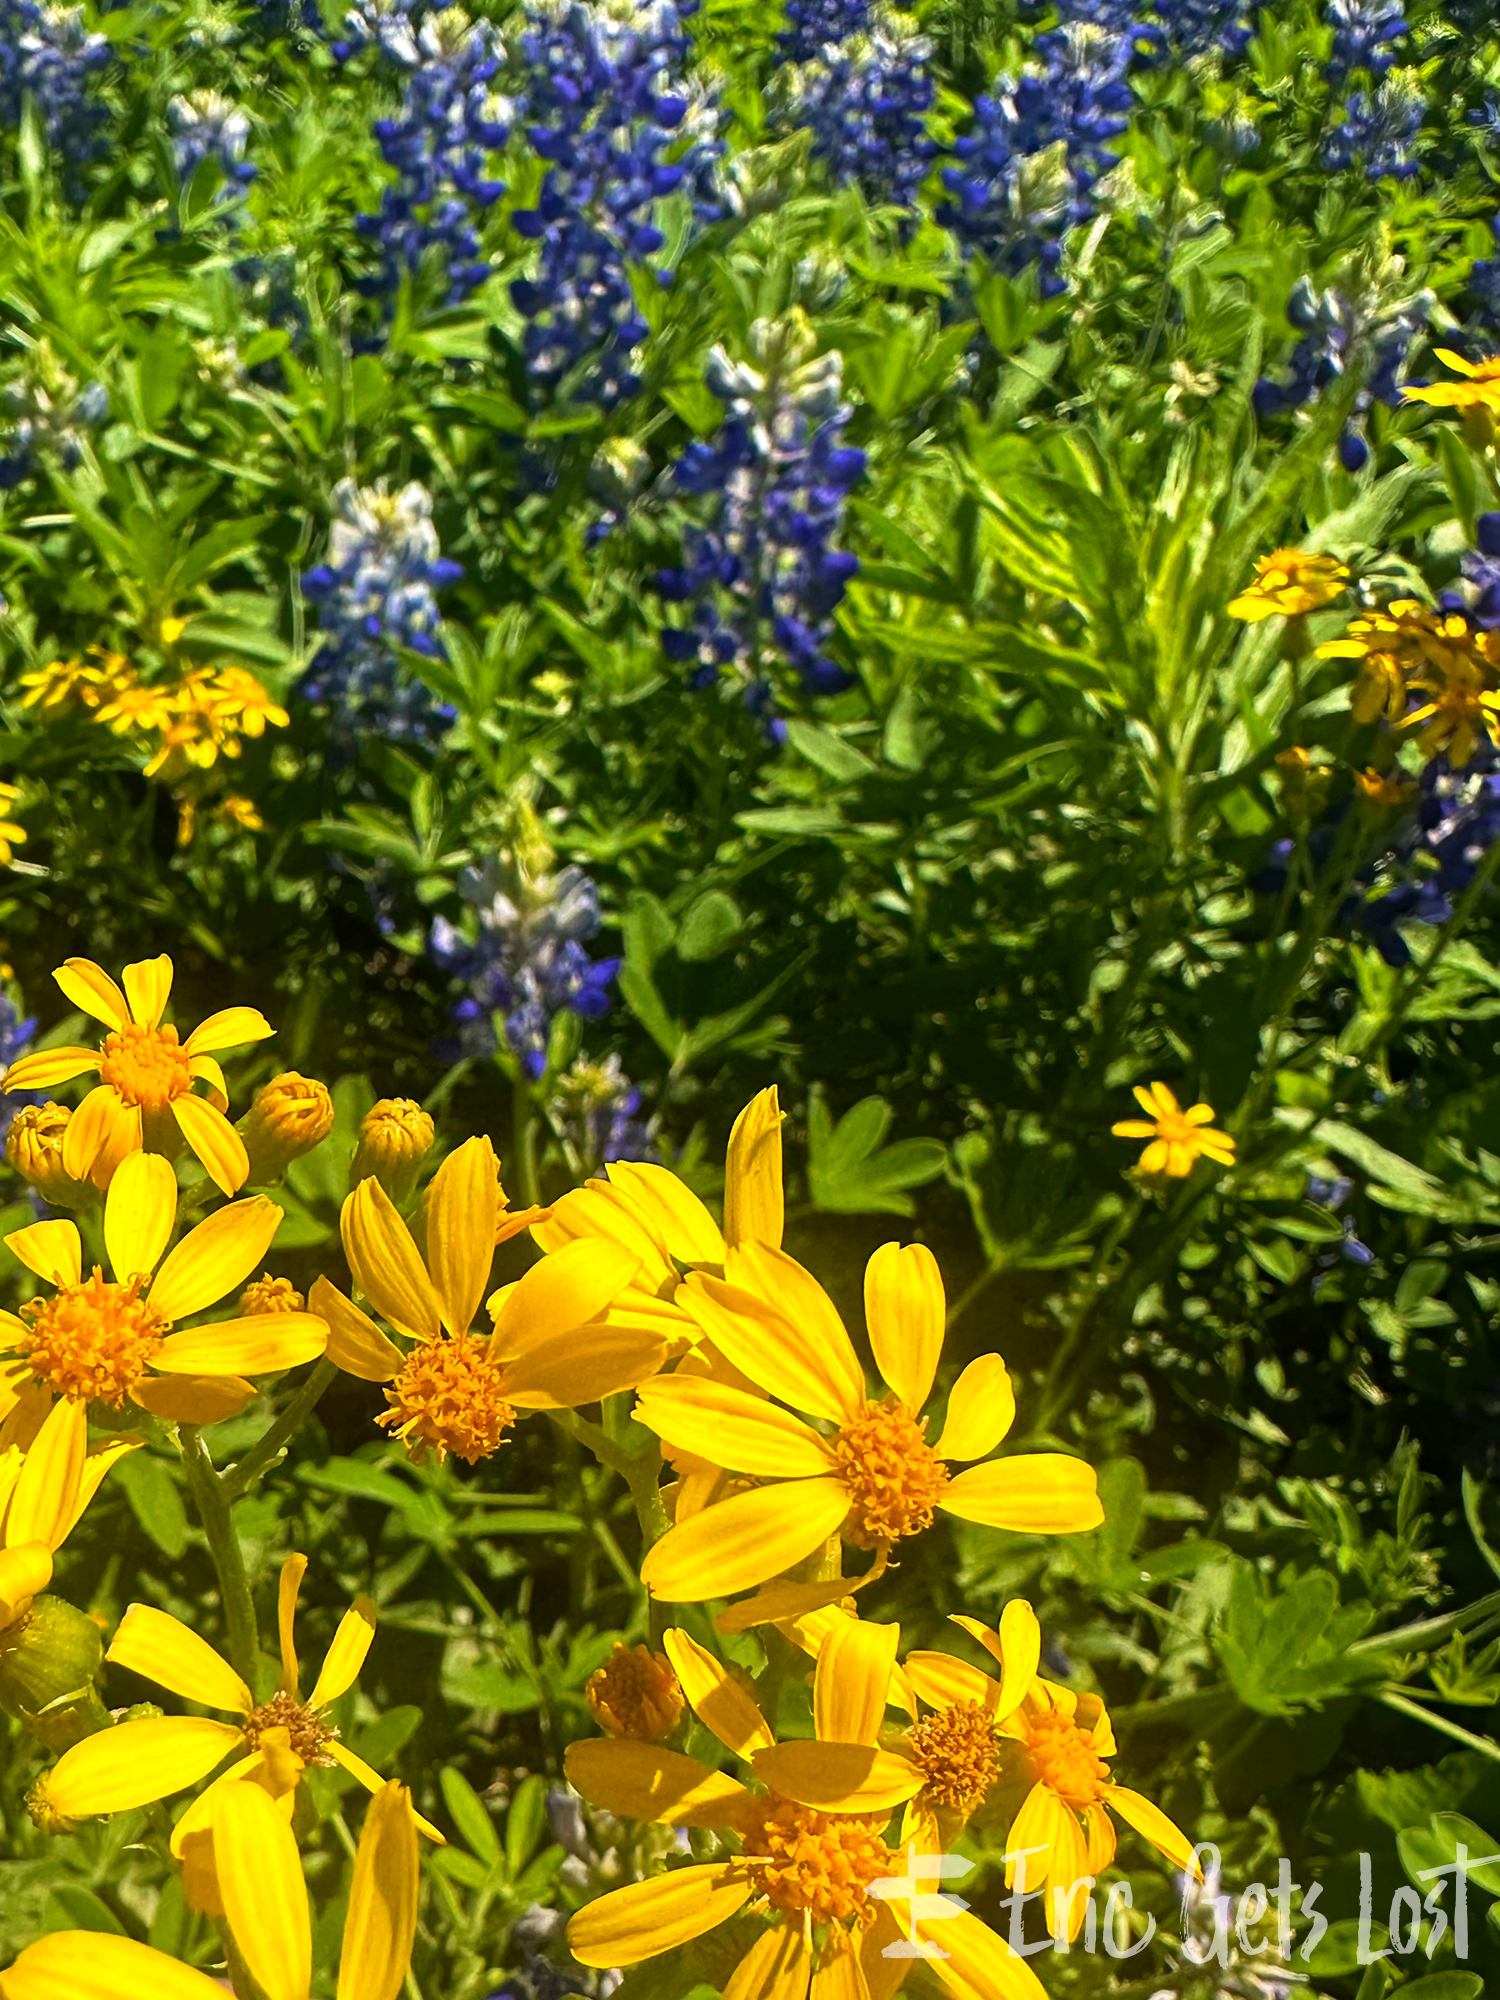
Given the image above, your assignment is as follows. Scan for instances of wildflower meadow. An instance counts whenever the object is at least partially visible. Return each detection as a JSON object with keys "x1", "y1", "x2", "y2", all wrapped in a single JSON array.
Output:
[{"x1": 6, "y1": 0, "x2": 1500, "y2": 1996}]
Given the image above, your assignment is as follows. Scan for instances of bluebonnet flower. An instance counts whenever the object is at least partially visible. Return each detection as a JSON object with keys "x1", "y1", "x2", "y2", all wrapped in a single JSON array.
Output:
[
  {"x1": 429, "y1": 848, "x2": 620, "y2": 1080},
  {"x1": 0, "y1": 2, "x2": 110, "y2": 179},
  {"x1": 332, "y1": 0, "x2": 422, "y2": 63},
  {"x1": 656, "y1": 313, "x2": 865, "y2": 733},
  {"x1": 550, "y1": 1053, "x2": 655, "y2": 1167},
  {"x1": 1468, "y1": 218, "x2": 1500, "y2": 329},
  {"x1": 1305, "y1": 1171, "x2": 1373, "y2": 1274},
  {"x1": 169, "y1": 91, "x2": 255, "y2": 199},
  {"x1": 299, "y1": 478, "x2": 461, "y2": 744},
  {"x1": 0, "y1": 995, "x2": 39, "y2": 1146},
  {"x1": 1253, "y1": 271, "x2": 1429, "y2": 471},
  {"x1": 776, "y1": 0, "x2": 870, "y2": 60},
  {"x1": 1323, "y1": 71, "x2": 1423, "y2": 182},
  {"x1": 785, "y1": 10, "x2": 936, "y2": 209},
  {"x1": 1163, "y1": 0, "x2": 1254, "y2": 56},
  {"x1": 0, "y1": 351, "x2": 108, "y2": 489},
  {"x1": 506, "y1": 0, "x2": 724, "y2": 406},
  {"x1": 938, "y1": 24, "x2": 1133, "y2": 293},
  {"x1": 355, "y1": 8, "x2": 512, "y2": 313},
  {"x1": 1461, "y1": 513, "x2": 1500, "y2": 631},
  {"x1": 1324, "y1": 0, "x2": 1407, "y2": 86}
]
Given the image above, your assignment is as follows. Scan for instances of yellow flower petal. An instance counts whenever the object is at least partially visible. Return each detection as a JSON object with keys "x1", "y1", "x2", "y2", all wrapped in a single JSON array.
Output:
[
  {"x1": 40, "y1": 1714, "x2": 243, "y2": 1818},
  {"x1": 5, "y1": 1219, "x2": 82, "y2": 1289},
  {"x1": 921, "y1": 1910, "x2": 1052, "y2": 2000},
  {"x1": 188, "y1": 1052, "x2": 228, "y2": 1110},
  {"x1": 1, "y1": 1045, "x2": 100, "y2": 1091},
  {"x1": 323, "y1": 1742, "x2": 443, "y2": 1842},
  {"x1": 106, "y1": 1603, "x2": 252, "y2": 1713},
  {"x1": 0, "y1": 1543, "x2": 53, "y2": 1626},
  {"x1": 343, "y1": 1179, "x2": 442, "y2": 1342},
  {"x1": 993, "y1": 1600, "x2": 1041, "y2": 1716},
  {"x1": 104, "y1": 1151, "x2": 178, "y2": 1285},
  {"x1": 311, "y1": 1595, "x2": 376, "y2": 1708},
  {"x1": 640, "y1": 1477, "x2": 853, "y2": 1602},
  {"x1": 811, "y1": 1921, "x2": 867, "y2": 2000},
  {"x1": 150, "y1": 1196, "x2": 284, "y2": 1319},
  {"x1": 752, "y1": 1740, "x2": 924, "y2": 1812},
  {"x1": 679, "y1": 1270, "x2": 860, "y2": 1424},
  {"x1": 714, "y1": 1577, "x2": 862, "y2": 1634},
  {"x1": 183, "y1": 1005, "x2": 275, "y2": 1055},
  {"x1": 566, "y1": 1738, "x2": 751, "y2": 1827},
  {"x1": 723, "y1": 1087, "x2": 785, "y2": 1252},
  {"x1": 662, "y1": 1628, "x2": 775, "y2": 1756},
  {"x1": 172, "y1": 1093, "x2": 250, "y2": 1196},
  {"x1": 122, "y1": 956, "x2": 173, "y2": 1030},
  {"x1": 491, "y1": 1238, "x2": 640, "y2": 1357},
  {"x1": 63, "y1": 1084, "x2": 138, "y2": 1187},
  {"x1": 1005, "y1": 1779, "x2": 1060, "y2": 1887},
  {"x1": 813, "y1": 1613, "x2": 900, "y2": 1747},
  {"x1": 723, "y1": 1921, "x2": 811, "y2": 2000},
  {"x1": 567, "y1": 1865, "x2": 750, "y2": 1969},
  {"x1": 504, "y1": 1321, "x2": 668, "y2": 1407},
  {"x1": 864, "y1": 1241, "x2": 944, "y2": 1413},
  {"x1": 531, "y1": 1181, "x2": 669, "y2": 1271},
  {"x1": 635, "y1": 1377, "x2": 834, "y2": 1477},
  {"x1": 934, "y1": 1354, "x2": 1016, "y2": 1463},
  {"x1": 279, "y1": 1552, "x2": 307, "y2": 1692},
  {"x1": 54, "y1": 958, "x2": 131, "y2": 1031},
  {"x1": 727, "y1": 1244, "x2": 865, "y2": 1416},
  {"x1": 129, "y1": 1375, "x2": 256, "y2": 1424},
  {"x1": 7, "y1": 1396, "x2": 86, "y2": 1550},
  {"x1": 213, "y1": 1779, "x2": 312, "y2": 2000},
  {"x1": 337, "y1": 1783, "x2": 421, "y2": 2000},
  {"x1": 940, "y1": 1456, "x2": 1103, "y2": 1534},
  {"x1": 152, "y1": 1311, "x2": 327, "y2": 1377},
  {"x1": 0, "y1": 1931, "x2": 227, "y2": 2000},
  {"x1": 904, "y1": 1650, "x2": 999, "y2": 1712},
  {"x1": 1105, "y1": 1784, "x2": 1199, "y2": 1871},
  {"x1": 424, "y1": 1137, "x2": 498, "y2": 1336},
  {"x1": 310, "y1": 1277, "x2": 403, "y2": 1382},
  {"x1": 606, "y1": 1160, "x2": 726, "y2": 1264}
]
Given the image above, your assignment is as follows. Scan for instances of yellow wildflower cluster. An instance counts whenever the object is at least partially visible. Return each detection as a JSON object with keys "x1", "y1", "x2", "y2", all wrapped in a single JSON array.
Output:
[
  {"x1": 19, "y1": 650, "x2": 287, "y2": 786},
  {"x1": 1317, "y1": 599, "x2": 1500, "y2": 766},
  {"x1": 1228, "y1": 547, "x2": 1349, "y2": 622},
  {"x1": 0, "y1": 785, "x2": 24, "y2": 868}
]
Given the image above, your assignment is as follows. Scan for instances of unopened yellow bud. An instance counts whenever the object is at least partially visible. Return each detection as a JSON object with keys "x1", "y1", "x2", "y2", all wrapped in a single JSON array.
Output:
[
  {"x1": 242, "y1": 1071, "x2": 335, "y2": 1183},
  {"x1": 723, "y1": 1086, "x2": 784, "y2": 1251},
  {"x1": 585, "y1": 1642, "x2": 684, "y2": 1743},
  {"x1": 5, "y1": 1103, "x2": 92, "y2": 1207},
  {"x1": 239, "y1": 1272, "x2": 306, "y2": 1315},
  {"x1": 0, "y1": 1596, "x2": 106, "y2": 1748},
  {"x1": 351, "y1": 1097, "x2": 435, "y2": 1202}
]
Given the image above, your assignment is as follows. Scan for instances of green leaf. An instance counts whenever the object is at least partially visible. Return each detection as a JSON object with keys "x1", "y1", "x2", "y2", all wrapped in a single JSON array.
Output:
[
  {"x1": 506, "y1": 1772, "x2": 548, "y2": 1877},
  {"x1": 807, "y1": 1093, "x2": 946, "y2": 1216},
  {"x1": 45, "y1": 1888, "x2": 125, "y2": 1936},
  {"x1": 111, "y1": 1452, "x2": 188, "y2": 1560},
  {"x1": 439, "y1": 1767, "x2": 502, "y2": 1869},
  {"x1": 677, "y1": 889, "x2": 744, "y2": 962}
]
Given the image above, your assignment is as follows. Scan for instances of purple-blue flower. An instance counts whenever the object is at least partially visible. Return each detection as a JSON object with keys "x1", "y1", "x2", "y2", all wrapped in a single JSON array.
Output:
[{"x1": 786, "y1": 10, "x2": 936, "y2": 210}]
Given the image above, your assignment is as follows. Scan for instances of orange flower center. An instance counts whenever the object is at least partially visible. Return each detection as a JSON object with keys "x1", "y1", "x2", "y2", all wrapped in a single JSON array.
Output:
[
  {"x1": 98, "y1": 1021, "x2": 192, "y2": 1110},
  {"x1": 380, "y1": 1332, "x2": 516, "y2": 1465},
  {"x1": 1025, "y1": 1709, "x2": 1109, "y2": 1809},
  {"x1": 832, "y1": 1396, "x2": 949, "y2": 1547},
  {"x1": 585, "y1": 1643, "x2": 685, "y2": 1743},
  {"x1": 19, "y1": 1270, "x2": 168, "y2": 1406},
  {"x1": 907, "y1": 1699, "x2": 1002, "y2": 1812},
  {"x1": 241, "y1": 1689, "x2": 337, "y2": 1765},
  {"x1": 1149, "y1": 1106, "x2": 1197, "y2": 1145},
  {"x1": 741, "y1": 1795, "x2": 892, "y2": 1924},
  {"x1": 238, "y1": 1274, "x2": 305, "y2": 1316}
]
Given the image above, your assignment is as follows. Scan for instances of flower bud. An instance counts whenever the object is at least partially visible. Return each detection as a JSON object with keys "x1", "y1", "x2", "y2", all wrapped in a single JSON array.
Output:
[
  {"x1": 351, "y1": 1097, "x2": 435, "y2": 1202},
  {"x1": 584, "y1": 1643, "x2": 684, "y2": 1744},
  {"x1": 242, "y1": 1071, "x2": 335, "y2": 1183},
  {"x1": 723, "y1": 1086, "x2": 784, "y2": 1252},
  {"x1": 5, "y1": 1103, "x2": 92, "y2": 1207},
  {"x1": 0, "y1": 1596, "x2": 107, "y2": 1749},
  {"x1": 239, "y1": 1272, "x2": 306, "y2": 1315}
]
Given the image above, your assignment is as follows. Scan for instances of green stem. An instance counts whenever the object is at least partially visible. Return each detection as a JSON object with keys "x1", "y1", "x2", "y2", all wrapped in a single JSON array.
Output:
[
  {"x1": 511, "y1": 1066, "x2": 541, "y2": 1210},
  {"x1": 221, "y1": 1360, "x2": 337, "y2": 1503},
  {"x1": 1378, "y1": 1689, "x2": 1500, "y2": 1763},
  {"x1": 181, "y1": 1429, "x2": 260, "y2": 1689}
]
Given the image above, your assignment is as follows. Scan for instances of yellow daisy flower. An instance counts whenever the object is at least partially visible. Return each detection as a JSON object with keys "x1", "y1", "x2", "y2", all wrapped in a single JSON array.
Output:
[
  {"x1": 906, "y1": 1602, "x2": 1197, "y2": 1942},
  {"x1": 1404, "y1": 656, "x2": 1500, "y2": 768},
  {"x1": 1111, "y1": 1082, "x2": 1235, "y2": 1177},
  {"x1": 531, "y1": 1086, "x2": 786, "y2": 1346},
  {"x1": 31, "y1": 1552, "x2": 434, "y2": 1846},
  {"x1": 634, "y1": 1239, "x2": 1103, "y2": 1604},
  {"x1": 313, "y1": 1136, "x2": 664, "y2": 1466},
  {"x1": 2, "y1": 953, "x2": 272, "y2": 1194},
  {"x1": 1404, "y1": 350, "x2": 1500, "y2": 413},
  {"x1": 206, "y1": 664, "x2": 290, "y2": 736},
  {"x1": 96, "y1": 682, "x2": 182, "y2": 735},
  {"x1": 0, "y1": 782, "x2": 25, "y2": 868},
  {"x1": 0, "y1": 1775, "x2": 421, "y2": 2000},
  {"x1": 0, "y1": 1396, "x2": 137, "y2": 1642},
  {"x1": 566, "y1": 1624, "x2": 1047, "y2": 2000},
  {"x1": 17, "y1": 652, "x2": 131, "y2": 713},
  {"x1": 0, "y1": 1151, "x2": 326, "y2": 1432},
  {"x1": 1227, "y1": 549, "x2": 1348, "y2": 621}
]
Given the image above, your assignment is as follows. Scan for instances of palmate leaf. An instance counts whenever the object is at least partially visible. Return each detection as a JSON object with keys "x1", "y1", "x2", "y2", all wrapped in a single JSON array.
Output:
[{"x1": 806, "y1": 1091, "x2": 945, "y2": 1216}]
